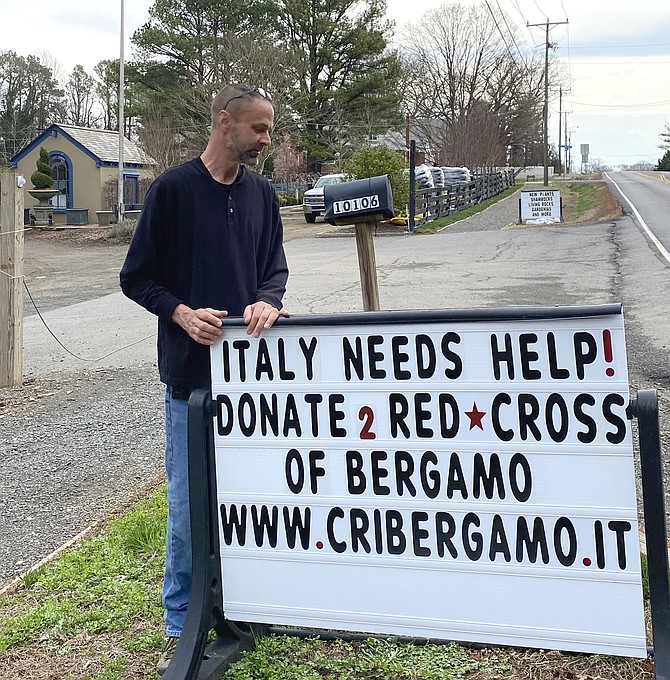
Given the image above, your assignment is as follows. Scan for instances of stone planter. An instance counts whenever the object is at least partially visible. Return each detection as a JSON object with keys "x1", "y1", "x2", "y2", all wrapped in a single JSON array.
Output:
[
  {"x1": 27, "y1": 187, "x2": 58, "y2": 206},
  {"x1": 95, "y1": 210, "x2": 115, "y2": 227},
  {"x1": 66, "y1": 208, "x2": 89, "y2": 226},
  {"x1": 27, "y1": 188, "x2": 59, "y2": 226}
]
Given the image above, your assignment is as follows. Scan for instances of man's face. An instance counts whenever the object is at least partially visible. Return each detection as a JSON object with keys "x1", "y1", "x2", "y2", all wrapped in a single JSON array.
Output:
[{"x1": 226, "y1": 97, "x2": 274, "y2": 166}]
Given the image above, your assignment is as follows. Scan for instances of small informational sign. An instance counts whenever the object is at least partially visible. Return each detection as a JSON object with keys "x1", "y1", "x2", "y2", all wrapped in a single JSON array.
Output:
[
  {"x1": 519, "y1": 189, "x2": 561, "y2": 223},
  {"x1": 332, "y1": 195, "x2": 380, "y2": 215},
  {"x1": 210, "y1": 308, "x2": 646, "y2": 657}
]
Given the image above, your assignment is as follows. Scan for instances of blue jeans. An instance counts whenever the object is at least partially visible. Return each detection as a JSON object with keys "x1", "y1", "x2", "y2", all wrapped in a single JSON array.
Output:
[{"x1": 162, "y1": 386, "x2": 192, "y2": 637}]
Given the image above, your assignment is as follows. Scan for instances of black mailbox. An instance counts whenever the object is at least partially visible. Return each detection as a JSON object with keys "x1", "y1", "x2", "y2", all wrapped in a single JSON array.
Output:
[{"x1": 324, "y1": 175, "x2": 394, "y2": 225}]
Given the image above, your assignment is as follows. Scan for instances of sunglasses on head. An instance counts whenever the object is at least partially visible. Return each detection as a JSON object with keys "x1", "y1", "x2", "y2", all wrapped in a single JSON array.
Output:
[{"x1": 222, "y1": 86, "x2": 273, "y2": 111}]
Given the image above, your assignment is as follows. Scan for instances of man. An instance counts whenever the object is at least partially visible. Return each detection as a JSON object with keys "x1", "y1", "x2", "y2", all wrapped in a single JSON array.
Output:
[{"x1": 120, "y1": 84, "x2": 289, "y2": 675}]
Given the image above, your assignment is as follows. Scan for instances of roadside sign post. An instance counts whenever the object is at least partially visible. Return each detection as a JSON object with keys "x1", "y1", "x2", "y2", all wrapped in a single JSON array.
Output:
[
  {"x1": 323, "y1": 175, "x2": 395, "y2": 312},
  {"x1": 167, "y1": 304, "x2": 670, "y2": 679},
  {"x1": 353, "y1": 220, "x2": 380, "y2": 311},
  {"x1": 162, "y1": 390, "x2": 264, "y2": 680}
]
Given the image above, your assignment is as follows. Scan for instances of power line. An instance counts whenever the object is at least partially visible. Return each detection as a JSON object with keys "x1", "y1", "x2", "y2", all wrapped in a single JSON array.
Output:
[
  {"x1": 484, "y1": 0, "x2": 537, "y2": 94},
  {"x1": 567, "y1": 99, "x2": 670, "y2": 108},
  {"x1": 568, "y1": 60, "x2": 670, "y2": 65},
  {"x1": 532, "y1": 0, "x2": 547, "y2": 19},
  {"x1": 484, "y1": 1, "x2": 521, "y2": 67},
  {"x1": 527, "y1": 16, "x2": 569, "y2": 186},
  {"x1": 510, "y1": 0, "x2": 542, "y2": 50},
  {"x1": 559, "y1": 43, "x2": 670, "y2": 50},
  {"x1": 495, "y1": 0, "x2": 532, "y2": 71}
]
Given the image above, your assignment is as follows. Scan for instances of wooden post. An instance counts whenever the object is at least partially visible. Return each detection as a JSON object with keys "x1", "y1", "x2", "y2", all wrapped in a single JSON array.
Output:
[
  {"x1": 354, "y1": 221, "x2": 380, "y2": 311},
  {"x1": 0, "y1": 173, "x2": 24, "y2": 387}
]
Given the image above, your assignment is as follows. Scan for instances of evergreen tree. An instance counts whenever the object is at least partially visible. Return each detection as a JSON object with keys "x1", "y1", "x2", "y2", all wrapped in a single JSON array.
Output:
[
  {"x1": 658, "y1": 149, "x2": 670, "y2": 172},
  {"x1": 271, "y1": 0, "x2": 402, "y2": 168}
]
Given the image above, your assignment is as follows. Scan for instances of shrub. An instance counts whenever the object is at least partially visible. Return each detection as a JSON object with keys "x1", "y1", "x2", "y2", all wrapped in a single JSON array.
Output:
[
  {"x1": 30, "y1": 147, "x2": 53, "y2": 189},
  {"x1": 277, "y1": 193, "x2": 300, "y2": 207},
  {"x1": 109, "y1": 218, "x2": 138, "y2": 241},
  {"x1": 345, "y1": 145, "x2": 409, "y2": 214}
]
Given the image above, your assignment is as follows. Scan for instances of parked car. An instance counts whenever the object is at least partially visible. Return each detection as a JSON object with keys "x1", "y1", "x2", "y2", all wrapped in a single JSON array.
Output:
[{"x1": 302, "y1": 173, "x2": 346, "y2": 223}]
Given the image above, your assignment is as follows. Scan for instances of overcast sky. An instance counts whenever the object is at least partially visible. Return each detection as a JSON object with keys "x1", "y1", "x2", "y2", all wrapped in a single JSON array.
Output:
[{"x1": 2, "y1": 0, "x2": 669, "y2": 168}]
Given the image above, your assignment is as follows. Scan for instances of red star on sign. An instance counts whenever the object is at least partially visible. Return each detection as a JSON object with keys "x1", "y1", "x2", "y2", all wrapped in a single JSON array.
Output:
[{"x1": 465, "y1": 403, "x2": 487, "y2": 430}]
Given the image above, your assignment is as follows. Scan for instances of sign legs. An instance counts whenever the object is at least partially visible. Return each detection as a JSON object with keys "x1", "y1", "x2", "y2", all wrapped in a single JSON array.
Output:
[
  {"x1": 631, "y1": 389, "x2": 670, "y2": 679},
  {"x1": 163, "y1": 389, "x2": 264, "y2": 680}
]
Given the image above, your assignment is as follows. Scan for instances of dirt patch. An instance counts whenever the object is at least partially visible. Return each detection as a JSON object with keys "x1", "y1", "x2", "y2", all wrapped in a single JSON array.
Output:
[
  {"x1": 0, "y1": 627, "x2": 158, "y2": 680},
  {"x1": 560, "y1": 180, "x2": 623, "y2": 223}
]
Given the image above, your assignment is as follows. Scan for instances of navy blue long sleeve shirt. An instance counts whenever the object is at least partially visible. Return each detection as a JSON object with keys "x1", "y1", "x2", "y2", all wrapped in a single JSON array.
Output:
[{"x1": 120, "y1": 157, "x2": 288, "y2": 389}]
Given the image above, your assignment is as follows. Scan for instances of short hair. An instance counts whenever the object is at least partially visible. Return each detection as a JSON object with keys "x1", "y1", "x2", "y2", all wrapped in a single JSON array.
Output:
[{"x1": 211, "y1": 83, "x2": 268, "y2": 121}]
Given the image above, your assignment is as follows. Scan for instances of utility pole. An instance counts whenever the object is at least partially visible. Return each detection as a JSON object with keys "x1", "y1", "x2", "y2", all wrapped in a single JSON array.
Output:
[
  {"x1": 558, "y1": 87, "x2": 562, "y2": 177},
  {"x1": 528, "y1": 18, "x2": 568, "y2": 187},
  {"x1": 567, "y1": 127, "x2": 572, "y2": 174},
  {"x1": 564, "y1": 111, "x2": 568, "y2": 176},
  {"x1": 117, "y1": 0, "x2": 125, "y2": 223},
  {"x1": 405, "y1": 113, "x2": 411, "y2": 153}
]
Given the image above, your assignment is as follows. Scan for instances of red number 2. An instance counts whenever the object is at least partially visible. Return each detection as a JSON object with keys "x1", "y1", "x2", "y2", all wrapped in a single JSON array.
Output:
[{"x1": 358, "y1": 406, "x2": 376, "y2": 439}]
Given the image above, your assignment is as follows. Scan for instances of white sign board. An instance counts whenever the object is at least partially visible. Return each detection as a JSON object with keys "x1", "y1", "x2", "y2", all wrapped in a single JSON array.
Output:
[
  {"x1": 210, "y1": 309, "x2": 646, "y2": 657},
  {"x1": 520, "y1": 189, "x2": 561, "y2": 223}
]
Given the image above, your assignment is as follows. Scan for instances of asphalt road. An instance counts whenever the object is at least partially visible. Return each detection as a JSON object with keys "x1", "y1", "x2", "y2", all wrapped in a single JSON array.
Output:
[
  {"x1": 20, "y1": 205, "x2": 329, "y2": 316},
  {"x1": 606, "y1": 171, "x2": 670, "y2": 256},
  {"x1": 601, "y1": 171, "x2": 670, "y2": 387}
]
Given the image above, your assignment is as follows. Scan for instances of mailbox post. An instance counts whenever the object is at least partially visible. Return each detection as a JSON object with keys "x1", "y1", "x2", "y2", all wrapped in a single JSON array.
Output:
[{"x1": 324, "y1": 175, "x2": 394, "y2": 312}]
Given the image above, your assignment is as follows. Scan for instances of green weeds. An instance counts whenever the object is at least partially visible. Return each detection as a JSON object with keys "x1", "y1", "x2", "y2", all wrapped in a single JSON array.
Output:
[{"x1": 225, "y1": 635, "x2": 510, "y2": 679}]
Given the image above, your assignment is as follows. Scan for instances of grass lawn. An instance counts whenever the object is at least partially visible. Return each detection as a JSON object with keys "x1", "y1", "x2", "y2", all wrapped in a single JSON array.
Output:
[{"x1": 413, "y1": 185, "x2": 521, "y2": 234}]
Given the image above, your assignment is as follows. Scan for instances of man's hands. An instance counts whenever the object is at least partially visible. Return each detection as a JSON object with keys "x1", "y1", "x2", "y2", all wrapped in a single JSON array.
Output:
[
  {"x1": 172, "y1": 302, "x2": 289, "y2": 344},
  {"x1": 171, "y1": 304, "x2": 227, "y2": 346},
  {"x1": 244, "y1": 301, "x2": 289, "y2": 337}
]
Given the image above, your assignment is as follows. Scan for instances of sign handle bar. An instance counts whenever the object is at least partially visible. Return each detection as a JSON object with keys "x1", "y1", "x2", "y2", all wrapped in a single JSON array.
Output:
[{"x1": 631, "y1": 389, "x2": 670, "y2": 680}]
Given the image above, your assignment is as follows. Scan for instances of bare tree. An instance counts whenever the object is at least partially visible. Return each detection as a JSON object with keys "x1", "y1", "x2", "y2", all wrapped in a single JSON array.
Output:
[
  {"x1": 136, "y1": 99, "x2": 185, "y2": 178},
  {"x1": 132, "y1": 36, "x2": 307, "y2": 175},
  {"x1": 0, "y1": 51, "x2": 65, "y2": 163},
  {"x1": 65, "y1": 65, "x2": 100, "y2": 128},
  {"x1": 443, "y1": 101, "x2": 506, "y2": 169},
  {"x1": 94, "y1": 60, "x2": 119, "y2": 130},
  {"x1": 589, "y1": 157, "x2": 612, "y2": 173},
  {"x1": 399, "y1": 2, "x2": 545, "y2": 167}
]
